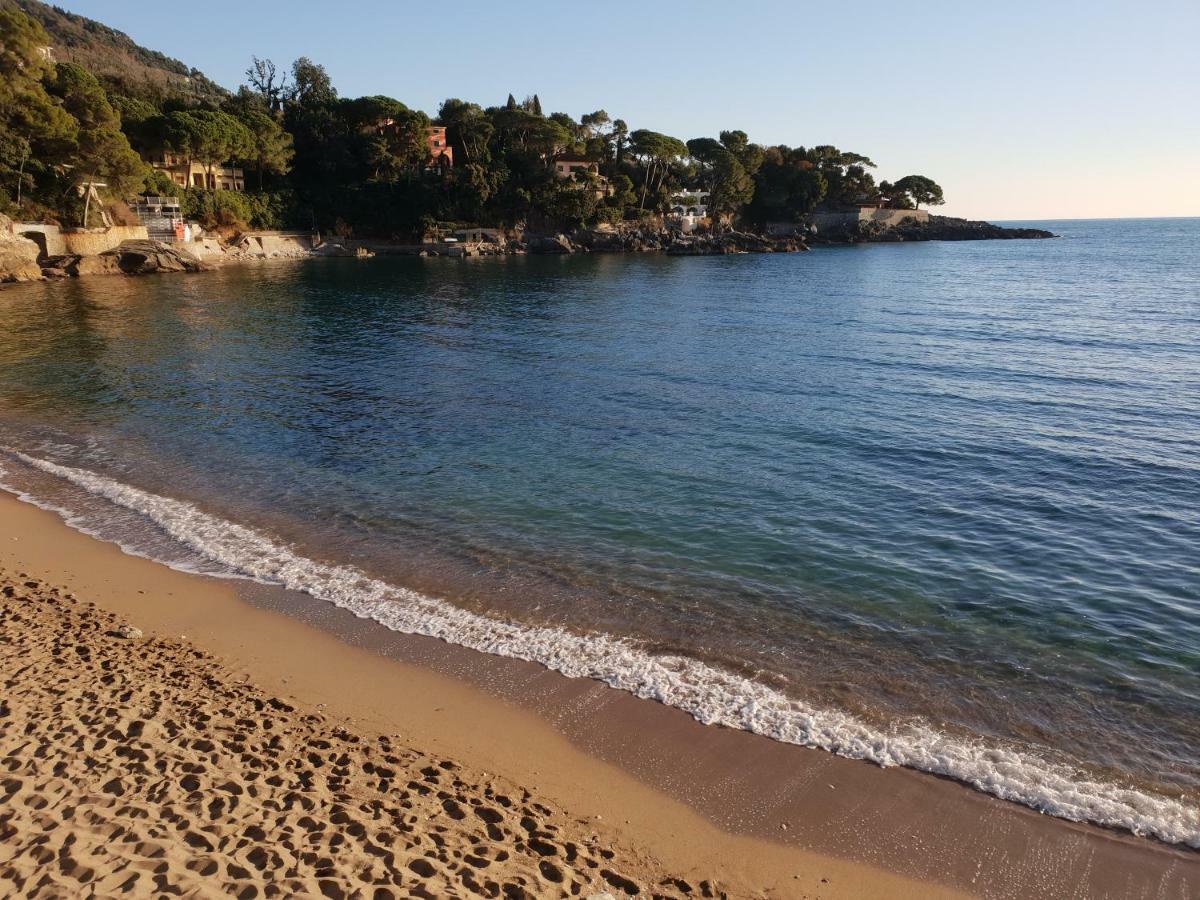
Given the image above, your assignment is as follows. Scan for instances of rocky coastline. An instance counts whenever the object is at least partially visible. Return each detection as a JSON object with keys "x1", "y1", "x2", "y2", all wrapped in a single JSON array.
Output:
[
  {"x1": 2, "y1": 213, "x2": 1055, "y2": 284},
  {"x1": 808, "y1": 214, "x2": 1056, "y2": 244}
]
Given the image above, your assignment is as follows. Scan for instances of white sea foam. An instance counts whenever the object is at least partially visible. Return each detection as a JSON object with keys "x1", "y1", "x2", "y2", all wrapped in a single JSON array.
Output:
[{"x1": 4, "y1": 449, "x2": 1198, "y2": 848}]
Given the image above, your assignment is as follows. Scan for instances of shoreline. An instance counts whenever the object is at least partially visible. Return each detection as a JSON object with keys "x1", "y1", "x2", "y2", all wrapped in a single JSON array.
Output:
[
  {"x1": 1, "y1": 489, "x2": 1197, "y2": 898},
  {"x1": 2, "y1": 214, "x2": 1056, "y2": 285}
]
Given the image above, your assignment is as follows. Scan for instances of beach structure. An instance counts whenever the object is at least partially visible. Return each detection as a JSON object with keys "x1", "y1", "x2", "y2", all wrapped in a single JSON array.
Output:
[{"x1": 131, "y1": 195, "x2": 187, "y2": 242}]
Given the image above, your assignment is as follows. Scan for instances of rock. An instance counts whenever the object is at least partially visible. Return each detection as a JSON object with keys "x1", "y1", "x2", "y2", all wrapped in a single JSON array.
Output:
[
  {"x1": 666, "y1": 230, "x2": 805, "y2": 255},
  {"x1": 526, "y1": 233, "x2": 574, "y2": 254},
  {"x1": 113, "y1": 624, "x2": 143, "y2": 639},
  {"x1": 40, "y1": 267, "x2": 69, "y2": 278},
  {"x1": 104, "y1": 240, "x2": 206, "y2": 274},
  {"x1": 66, "y1": 254, "x2": 122, "y2": 277}
]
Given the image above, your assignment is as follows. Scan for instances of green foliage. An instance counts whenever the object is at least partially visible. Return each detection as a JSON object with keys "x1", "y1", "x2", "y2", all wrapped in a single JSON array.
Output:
[
  {"x1": 290, "y1": 57, "x2": 337, "y2": 107},
  {"x1": 236, "y1": 107, "x2": 293, "y2": 190},
  {"x1": 11, "y1": 0, "x2": 227, "y2": 103},
  {"x1": 888, "y1": 175, "x2": 945, "y2": 208},
  {"x1": 0, "y1": 8, "x2": 76, "y2": 211},
  {"x1": 46, "y1": 62, "x2": 146, "y2": 224},
  {"x1": 2, "y1": 3, "x2": 950, "y2": 240},
  {"x1": 181, "y1": 188, "x2": 296, "y2": 230},
  {"x1": 628, "y1": 129, "x2": 687, "y2": 210},
  {"x1": 438, "y1": 99, "x2": 493, "y2": 166},
  {"x1": 744, "y1": 147, "x2": 828, "y2": 224},
  {"x1": 160, "y1": 108, "x2": 253, "y2": 181},
  {"x1": 142, "y1": 167, "x2": 181, "y2": 197}
]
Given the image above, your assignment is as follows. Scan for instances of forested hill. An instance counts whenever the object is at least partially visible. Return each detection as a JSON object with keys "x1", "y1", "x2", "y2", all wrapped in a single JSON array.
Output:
[{"x1": 6, "y1": 0, "x2": 227, "y2": 102}]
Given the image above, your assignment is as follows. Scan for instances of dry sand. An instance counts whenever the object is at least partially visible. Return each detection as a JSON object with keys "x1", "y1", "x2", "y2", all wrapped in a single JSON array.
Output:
[
  {"x1": 1, "y1": 490, "x2": 1197, "y2": 899},
  {"x1": 0, "y1": 570, "x2": 730, "y2": 898}
]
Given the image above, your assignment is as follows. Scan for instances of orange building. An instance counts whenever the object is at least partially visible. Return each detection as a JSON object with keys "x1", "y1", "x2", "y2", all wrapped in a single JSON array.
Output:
[{"x1": 426, "y1": 126, "x2": 453, "y2": 171}]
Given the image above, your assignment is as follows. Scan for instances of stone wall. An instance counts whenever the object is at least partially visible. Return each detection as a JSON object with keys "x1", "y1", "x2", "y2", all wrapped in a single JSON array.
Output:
[
  {"x1": 62, "y1": 225, "x2": 149, "y2": 256},
  {"x1": 862, "y1": 208, "x2": 929, "y2": 227},
  {"x1": 14, "y1": 224, "x2": 68, "y2": 258},
  {"x1": 234, "y1": 233, "x2": 314, "y2": 257},
  {"x1": 1, "y1": 215, "x2": 45, "y2": 282},
  {"x1": 810, "y1": 208, "x2": 929, "y2": 235}
]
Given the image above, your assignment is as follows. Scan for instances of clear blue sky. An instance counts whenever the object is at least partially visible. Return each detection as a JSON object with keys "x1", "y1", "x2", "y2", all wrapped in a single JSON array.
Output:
[{"x1": 56, "y1": 0, "x2": 1199, "y2": 220}]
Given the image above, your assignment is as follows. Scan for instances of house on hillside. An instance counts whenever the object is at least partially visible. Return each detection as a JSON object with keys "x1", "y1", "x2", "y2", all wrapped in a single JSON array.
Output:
[
  {"x1": 368, "y1": 120, "x2": 454, "y2": 174},
  {"x1": 553, "y1": 158, "x2": 611, "y2": 200},
  {"x1": 426, "y1": 126, "x2": 453, "y2": 172},
  {"x1": 668, "y1": 190, "x2": 710, "y2": 233},
  {"x1": 553, "y1": 158, "x2": 597, "y2": 179},
  {"x1": 147, "y1": 152, "x2": 244, "y2": 191}
]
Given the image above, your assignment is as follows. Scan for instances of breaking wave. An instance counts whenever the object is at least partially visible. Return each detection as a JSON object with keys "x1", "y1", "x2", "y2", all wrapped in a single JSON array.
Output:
[{"x1": 4, "y1": 449, "x2": 1198, "y2": 848}]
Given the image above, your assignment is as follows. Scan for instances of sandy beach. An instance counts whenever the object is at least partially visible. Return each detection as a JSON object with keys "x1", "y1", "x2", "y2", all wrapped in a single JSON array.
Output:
[{"x1": 1, "y1": 490, "x2": 1197, "y2": 899}]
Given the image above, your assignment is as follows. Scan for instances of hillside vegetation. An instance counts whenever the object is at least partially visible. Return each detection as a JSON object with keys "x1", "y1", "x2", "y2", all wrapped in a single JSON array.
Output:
[
  {"x1": 1, "y1": 2, "x2": 946, "y2": 238},
  {"x1": 6, "y1": 0, "x2": 226, "y2": 102}
]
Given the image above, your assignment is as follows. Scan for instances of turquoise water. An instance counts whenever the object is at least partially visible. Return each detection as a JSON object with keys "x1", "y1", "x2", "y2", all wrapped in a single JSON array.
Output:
[{"x1": 1, "y1": 218, "x2": 1198, "y2": 844}]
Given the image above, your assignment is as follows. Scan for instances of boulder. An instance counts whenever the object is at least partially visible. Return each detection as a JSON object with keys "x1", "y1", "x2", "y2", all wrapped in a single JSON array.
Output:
[
  {"x1": 66, "y1": 254, "x2": 122, "y2": 277},
  {"x1": 526, "y1": 233, "x2": 574, "y2": 254},
  {"x1": 104, "y1": 240, "x2": 206, "y2": 274}
]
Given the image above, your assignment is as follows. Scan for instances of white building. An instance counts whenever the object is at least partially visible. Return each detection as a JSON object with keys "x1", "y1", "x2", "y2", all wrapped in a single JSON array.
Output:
[{"x1": 669, "y1": 190, "x2": 710, "y2": 233}]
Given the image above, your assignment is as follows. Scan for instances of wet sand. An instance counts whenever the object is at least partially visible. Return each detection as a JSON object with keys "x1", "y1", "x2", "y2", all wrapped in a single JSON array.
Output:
[{"x1": 1, "y1": 491, "x2": 1196, "y2": 898}]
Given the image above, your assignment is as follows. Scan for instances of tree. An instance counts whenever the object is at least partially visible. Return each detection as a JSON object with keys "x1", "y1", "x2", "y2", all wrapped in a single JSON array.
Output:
[
  {"x1": 437, "y1": 98, "x2": 493, "y2": 165},
  {"x1": 364, "y1": 107, "x2": 431, "y2": 181},
  {"x1": 245, "y1": 56, "x2": 289, "y2": 113},
  {"x1": 718, "y1": 130, "x2": 764, "y2": 176},
  {"x1": 238, "y1": 108, "x2": 293, "y2": 189},
  {"x1": 610, "y1": 118, "x2": 628, "y2": 163},
  {"x1": 708, "y1": 153, "x2": 754, "y2": 230},
  {"x1": 628, "y1": 129, "x2": 687, "y2": 210},
  {"x1": 47, "y1": 63, "x2": 146, "y2": 225},
  {"x1": 0, "y1": 9, "x2": 76, "y2": 209},
  {"x1": 110, "y1": 95, "x2": 160, "y2": 154},
  {"x1": 890, "y1": 174, "x2": 944, "y2": 209},
  {"x1": 580, "y1": 110, "x2": 610, "y2": 137},
  {"x1": 289, "y1": 57, "x2": 337, "y2": 108},
  {"x1": 745, "y1": 146, "x2": 828, "y2": 224},
  {"x1": 688, "y1": 133, "x2": 760, "y2": 229},
  {"x1": 160, "y1": 109, "x2": 251, "y2": 192}
]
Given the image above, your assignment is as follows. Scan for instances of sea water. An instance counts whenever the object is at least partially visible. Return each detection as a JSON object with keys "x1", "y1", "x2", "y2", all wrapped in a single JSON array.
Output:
[{"x1": 1, "y1": 218, "x2": 1197, "y2": 845}]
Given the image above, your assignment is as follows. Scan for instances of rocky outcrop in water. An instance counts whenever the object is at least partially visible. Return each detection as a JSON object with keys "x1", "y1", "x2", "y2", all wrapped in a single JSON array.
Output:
[
  {"x1": 49, "y1": 240, "x2": 207, "y2": 277},
  {"x1": 814, "y1": 215, "x2": 1055, "y2": 244},
  {"x1": 526, "y1": 234, "x2": 576, "y2": 254},
  {"x1": 666, "y1": 231, "x2": 806, "y2": 255},
  {"x1": 107, "y1": 240, "x2": 207, "y2": 273},
  {"x1": 537, "y1": 226, "x2": 807, "y2": 255}
]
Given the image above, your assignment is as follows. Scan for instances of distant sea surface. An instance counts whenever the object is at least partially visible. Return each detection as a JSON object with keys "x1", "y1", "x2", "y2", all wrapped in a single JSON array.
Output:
[{"x1": 1, "y1": 218, "x2": 1198, "y2": 846}]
